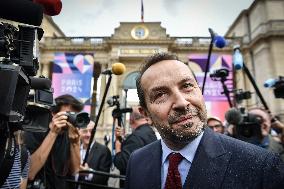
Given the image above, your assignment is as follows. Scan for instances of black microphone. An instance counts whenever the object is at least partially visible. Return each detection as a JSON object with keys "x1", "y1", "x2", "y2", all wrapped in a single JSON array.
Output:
[
  {"x1": 208, "y1": 28, "x2": 227, "y2": 48},
  {"x1": 0, "y1": 0, "x2": 43, "y2": 26},
  {"x1": 29, "y1": 77, "x2": 51, "y2": 90},
  {"x1": 225, "y1": 108, "x2": 243, "y2": 125}
]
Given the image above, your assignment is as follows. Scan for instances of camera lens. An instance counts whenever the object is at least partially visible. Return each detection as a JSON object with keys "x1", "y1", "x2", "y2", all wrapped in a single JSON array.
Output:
[{"x1": 67, "y1": 112, "x2": 90, "y2": 128}]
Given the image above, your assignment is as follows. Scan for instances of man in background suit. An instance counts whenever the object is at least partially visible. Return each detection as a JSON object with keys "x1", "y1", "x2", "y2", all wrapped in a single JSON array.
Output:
[
  {"x1": 79, "y1": 121, "x2": 112, "y2": 188},
  {"x1": 125, "y1": 53, "x2": 284, "y2": 189},
  {"x1": 114, "y1": 105, "x2": 157, "y2": 187}
]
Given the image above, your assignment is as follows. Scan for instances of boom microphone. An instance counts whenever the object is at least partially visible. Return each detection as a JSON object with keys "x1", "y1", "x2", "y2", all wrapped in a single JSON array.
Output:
[
  {"x1": 208, "y1": 28, "x2": 227, "y2": 48},
  {"x1": 0, "y1": 0, "x2": 43, "y2": 26},
  {"x1": 233, "y1": 45, "x2": 243, "y2": 70},
  {"x1": 33, "y1": 0, "x2": 62, "y2": 16},
  {"x1": 202, "y1": 28, "x2": 226, "y2": 94},
  {"x1": 264, "y1": 78, "x2": 277, "y2": 88},
  {"x1": 102, "y1": 63, "x2": 126, "y2": 75},
  {"x1": 29, "y1": 77, "x2": 52, "y2": 90},
  {"x1": 225, "y1": 108, "x2": 243, "y2": 125}
]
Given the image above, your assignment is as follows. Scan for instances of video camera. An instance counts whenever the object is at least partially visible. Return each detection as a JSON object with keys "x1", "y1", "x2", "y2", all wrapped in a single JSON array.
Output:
[
  {"x1": 225, "y1": 107, "x2": 263, "y2": 144},
  {"x1": 107, "y1": 95, "x2": 132, "y2": 119},
  {"x1": 107, "y1": 95, "x2": 120, "y2": 107},
  {"x1": 0, "y1": 21, "x2": 54, "y2": 132},
  {"x1": 234, "y1": 89, "x2": 252, "y2": 104},
  {"x1": 264, "y1": 76, "x2": 284, "y2": 99},
  {"x1": 209, "y1": 68, "x2": 229, "y2": 80},
  {"x1": 0, "y1": 22, "x2": 43, "y2": 123}
]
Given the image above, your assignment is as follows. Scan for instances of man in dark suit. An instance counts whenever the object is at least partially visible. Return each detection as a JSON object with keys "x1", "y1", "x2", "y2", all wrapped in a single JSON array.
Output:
[
  {"x1": 79, "y1": 121, "x2": 112, "y2": 188},
  {"x1": 125, "y1": 53, "x2": 284, "y2": 189},
  {"x1": 114, "y1": 105, "x2": 157, "y2": 187}
]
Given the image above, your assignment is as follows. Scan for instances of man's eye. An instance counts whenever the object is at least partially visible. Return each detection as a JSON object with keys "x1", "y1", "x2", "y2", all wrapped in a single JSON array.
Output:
[
  {"x1": 154, "y1": 92, "x2": 166, "y2": 99},
  {"x1": 182, "y1": 82, "x2": 194, "y2": 89},
  {"x1": 150, "y1": 91, "x2": 168, "y2": 103}
]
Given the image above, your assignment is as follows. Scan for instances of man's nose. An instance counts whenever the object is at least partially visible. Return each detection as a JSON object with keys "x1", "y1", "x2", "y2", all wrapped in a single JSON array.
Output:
[
  {"x1": 86, "y1": 131, "x2": 91, "y2": 137},
  {"x1": 172, "y1": 90, "x2": 189, "y2": 110}
]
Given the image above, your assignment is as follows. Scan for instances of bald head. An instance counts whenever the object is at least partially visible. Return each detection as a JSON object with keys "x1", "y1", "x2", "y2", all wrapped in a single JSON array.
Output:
[{"x1": 130, "y1": 106, "x2": 149, "y2": 129}]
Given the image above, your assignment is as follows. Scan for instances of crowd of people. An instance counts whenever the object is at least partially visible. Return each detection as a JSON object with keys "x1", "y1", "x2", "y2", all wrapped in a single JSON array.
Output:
[{"x1": 1, "y1": 52, "x2": 284, "y2": 189}]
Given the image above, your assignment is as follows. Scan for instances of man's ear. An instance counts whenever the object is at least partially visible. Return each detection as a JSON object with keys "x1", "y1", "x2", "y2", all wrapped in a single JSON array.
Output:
[{"x1": 138, "y1": 106, "x2": 148, "y2": 118}]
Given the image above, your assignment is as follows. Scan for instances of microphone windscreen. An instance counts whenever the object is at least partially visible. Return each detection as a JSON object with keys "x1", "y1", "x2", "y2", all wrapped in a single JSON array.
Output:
[
  {"x1": 33, "y1": 0, "x2": 62, "y2": 16},
  {"x1": 112, "y1": 63, "x2": 126, "y2": 75},
  {"x1": 225, "y1": 108, "x2": 243, "y2": 125},
  {"x1": 264, "y1": 78, "x2": 276, "y2": 88},
  {"x1": 214, "y1": 35, "x2": 226, "y2": 48},
  {"x1": 0, "y1": 0, "x2": 43, "y2": 26},
  {"x1": 30, "y1": 77, "x2": 52, "y2": 90}
]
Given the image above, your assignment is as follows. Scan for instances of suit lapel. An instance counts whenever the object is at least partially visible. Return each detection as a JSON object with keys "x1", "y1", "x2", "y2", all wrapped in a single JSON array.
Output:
[
  {"x1": 87, "y1": 142, "x2": 98, "y2": 166},
  {"x1": 148, "y1": 141, "x2": 162, "y2": 189},
  {"x1": 184, "y1": 128, "x2": 232, "y2": 189}
]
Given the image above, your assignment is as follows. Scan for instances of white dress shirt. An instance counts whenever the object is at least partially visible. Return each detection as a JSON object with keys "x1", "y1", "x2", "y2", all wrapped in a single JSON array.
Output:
[{"x1": 161, "y1": 132, "x2": 204, "y2": 189}]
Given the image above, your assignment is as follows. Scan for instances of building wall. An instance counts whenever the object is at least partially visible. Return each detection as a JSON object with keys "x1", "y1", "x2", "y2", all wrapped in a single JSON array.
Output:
[{"x1": 226, "y1": 0, "x2": 284, "y2": 118}]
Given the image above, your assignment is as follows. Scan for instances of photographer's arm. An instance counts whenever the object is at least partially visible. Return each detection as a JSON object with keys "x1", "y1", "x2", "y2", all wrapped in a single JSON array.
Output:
[
  {"x1": 68, "y1": 123, "x2": 80, "y2": 174},
  {"x1": 115, "y1": 126, "x2": 124, "y2": 153},
  {"x1": 28, "y1": 112, "x2": 68, "y2": 180}
]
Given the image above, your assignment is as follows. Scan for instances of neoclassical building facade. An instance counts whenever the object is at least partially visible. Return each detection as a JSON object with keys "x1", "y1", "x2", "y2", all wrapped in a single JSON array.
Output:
[{"x1": 38, "y1": 0, "x2": 284, "y2": 140}]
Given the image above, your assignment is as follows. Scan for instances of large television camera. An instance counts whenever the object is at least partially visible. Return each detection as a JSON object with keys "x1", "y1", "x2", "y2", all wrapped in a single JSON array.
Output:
[
  {"x1": 225, "y1": 108, "x2": 263, "y2": 144},
  {"x1": 0, "y1": 22, "x2": 53, "y2": 132}
]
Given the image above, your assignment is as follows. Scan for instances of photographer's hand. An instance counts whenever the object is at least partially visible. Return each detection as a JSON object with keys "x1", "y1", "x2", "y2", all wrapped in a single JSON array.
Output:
[
  {"x1": 49, "y1": 111, "x2": 68, "y2": 134},
  {"x1": 67, "y1": 122, "x2": 80, "y2": 174},
  {"x1": 67, "y1": 122, "x2": 80, "y2": 144},
  {"x1": 115, "y1": 126, "x2": 123, "y2": 153}
]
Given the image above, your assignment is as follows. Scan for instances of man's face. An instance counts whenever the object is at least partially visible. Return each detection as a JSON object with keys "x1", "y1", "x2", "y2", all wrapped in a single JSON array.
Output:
[
  {"x1": 249, "y1": 109, "x2": 271, "y2": 137},
  {"x1": 207, "y1": 119, "x2": 224, "y2": 134},
  {"x1": 140, "y1": 60, "x2": 207, "y2": 143},
  {"x1": 79, "y1": 123, "x2": 94, "y2": 146}
]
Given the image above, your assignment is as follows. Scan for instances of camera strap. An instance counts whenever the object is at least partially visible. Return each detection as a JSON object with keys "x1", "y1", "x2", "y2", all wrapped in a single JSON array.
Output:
[{"x1": 0, "y1": 134, "x2": 16, "y2": 187}]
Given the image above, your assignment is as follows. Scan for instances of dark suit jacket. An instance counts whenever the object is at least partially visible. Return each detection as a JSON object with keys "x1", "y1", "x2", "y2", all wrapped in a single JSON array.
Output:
[
  {"x1": 125, "y1": 128, "x2": 284, "y2": 189},
  {"x1": 82, "y1": 141, "x2": 112, "y2": 189},
  {"x1": 113, "y1": 124, "x2": 157, "y2": 175}
]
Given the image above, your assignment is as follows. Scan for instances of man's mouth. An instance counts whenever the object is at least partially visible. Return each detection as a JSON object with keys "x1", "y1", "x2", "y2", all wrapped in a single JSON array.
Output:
[{"x1": 171, "y1": 115, "x2": 193, "y2": 125}]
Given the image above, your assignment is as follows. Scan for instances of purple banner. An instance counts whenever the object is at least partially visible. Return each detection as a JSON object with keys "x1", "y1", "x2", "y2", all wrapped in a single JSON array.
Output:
[{"x1": 189, "y1": 54, "x2": 233, "y2": 121}]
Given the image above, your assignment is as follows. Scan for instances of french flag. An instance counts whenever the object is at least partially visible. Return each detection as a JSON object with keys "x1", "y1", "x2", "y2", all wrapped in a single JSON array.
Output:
[{"x1": 141, "y1": 0, "x2": 144, "y2": 22}]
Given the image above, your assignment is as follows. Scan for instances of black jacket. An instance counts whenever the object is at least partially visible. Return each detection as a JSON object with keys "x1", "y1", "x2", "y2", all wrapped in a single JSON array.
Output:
[
  {"x1": 113, "y1": 124, "x2": 157, "y2": 175},
  {"x1": 82, "y1": 141, "x2": 112, "y2": 189}
]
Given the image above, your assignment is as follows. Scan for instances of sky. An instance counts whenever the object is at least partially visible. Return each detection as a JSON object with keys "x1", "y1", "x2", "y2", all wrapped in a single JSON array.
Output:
[{"x1": 53, "y1": 0, "x2": 254, "y2": 37}]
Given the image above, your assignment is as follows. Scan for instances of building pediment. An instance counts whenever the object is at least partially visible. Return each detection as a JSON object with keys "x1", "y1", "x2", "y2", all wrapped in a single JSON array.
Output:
[{"x1": 111, "y1": 22, "x2": 170, "y2": 41}]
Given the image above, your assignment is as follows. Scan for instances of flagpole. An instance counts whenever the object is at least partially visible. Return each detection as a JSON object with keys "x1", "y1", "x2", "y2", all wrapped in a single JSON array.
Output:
[{"x1": 141, "y1": 0, "x2": 144, "y2": 22}]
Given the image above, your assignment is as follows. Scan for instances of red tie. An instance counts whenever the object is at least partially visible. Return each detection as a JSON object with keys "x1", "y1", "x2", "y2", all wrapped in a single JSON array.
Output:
[{"x1": 165, "y1": 153, "x2": 183, "y2": 189}]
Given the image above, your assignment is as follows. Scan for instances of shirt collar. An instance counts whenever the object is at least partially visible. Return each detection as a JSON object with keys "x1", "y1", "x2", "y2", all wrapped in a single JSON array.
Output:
[
  {"x1": 80, "y1": 141, "x2": 95, "y2": 151},
  {"x1": 161, "y1": 131, "x2": 204, "y2": 164}
]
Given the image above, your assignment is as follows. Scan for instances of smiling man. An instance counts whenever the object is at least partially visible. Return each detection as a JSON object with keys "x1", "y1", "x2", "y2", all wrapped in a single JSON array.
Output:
[{"x1": 125, "y1": 53, "x2": 284, "y2": 189}]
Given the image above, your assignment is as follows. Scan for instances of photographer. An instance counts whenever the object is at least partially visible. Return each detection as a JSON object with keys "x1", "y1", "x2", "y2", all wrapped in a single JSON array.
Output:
[
  {"x1": 249, "y1": 108, "x2": 284, "y2": 161},
  {"x1": 24, "y1": 94, "x2": 83, "y2": 189}
]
